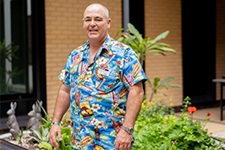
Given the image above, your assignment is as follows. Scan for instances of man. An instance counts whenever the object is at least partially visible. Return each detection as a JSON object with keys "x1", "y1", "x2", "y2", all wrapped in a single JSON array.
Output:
[{"x1": 49, "y1": 3, "x2": 147, "y2": 150}]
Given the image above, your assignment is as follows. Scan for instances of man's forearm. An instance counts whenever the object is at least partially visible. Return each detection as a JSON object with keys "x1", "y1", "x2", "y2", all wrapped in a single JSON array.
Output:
[
  {"x1": 123, "y1": 81, "x2": 144, "y2": 127},
  {"x1": 52, "y1": 84, "x2": 70, "y2": 122}
]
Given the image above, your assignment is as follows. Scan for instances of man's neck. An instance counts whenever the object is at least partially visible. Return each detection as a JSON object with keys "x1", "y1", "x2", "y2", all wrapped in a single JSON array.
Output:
[
  {"x1": 89, "y1": 35, "x2": 108, "y2": 52},
  {"x1": 88, "y1": 41, "x2": 103, "y2": 64},
  {"x1": 89, "y1": 43, "x2": 101, "y2": 53}
]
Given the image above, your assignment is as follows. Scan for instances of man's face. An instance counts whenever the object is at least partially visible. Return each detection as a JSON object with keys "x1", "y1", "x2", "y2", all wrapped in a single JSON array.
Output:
[{"x1": 83, "y1": 5, "x2": 111, "y2": 42}]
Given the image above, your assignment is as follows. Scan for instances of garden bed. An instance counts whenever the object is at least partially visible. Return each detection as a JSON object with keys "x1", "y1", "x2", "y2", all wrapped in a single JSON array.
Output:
[
  {"x1": 0, "y1": 131, "x2": 39, "y2": 150},
  {"x1": 0, "y1": 139, "x2": 28, "y2": 150}
]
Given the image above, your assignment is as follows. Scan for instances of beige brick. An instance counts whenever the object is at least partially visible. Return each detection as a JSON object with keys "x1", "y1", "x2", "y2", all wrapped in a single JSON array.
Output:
[{"x1": 144, "y1": 0, "x2": 182, "y2": 106}]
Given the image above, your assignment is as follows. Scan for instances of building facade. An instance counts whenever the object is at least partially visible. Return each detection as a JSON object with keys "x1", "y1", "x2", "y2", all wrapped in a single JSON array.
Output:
[{"x1": 0, "y1": 0, "x2": 225, "y2": 129}]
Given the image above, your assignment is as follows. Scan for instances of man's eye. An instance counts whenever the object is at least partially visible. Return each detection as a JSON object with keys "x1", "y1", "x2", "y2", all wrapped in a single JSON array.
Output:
[
  {"x1": 95, "y1": 18, "x2": 103, "y2": 22},
  {"x1": 84, "y1": 18, "x2": 91, "y2": 22}
]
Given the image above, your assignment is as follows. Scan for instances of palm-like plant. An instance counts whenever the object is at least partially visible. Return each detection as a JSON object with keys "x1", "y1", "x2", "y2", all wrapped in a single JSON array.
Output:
[
  {"x1": 148, "y1": 77, "x2": 180, "y2": 103},
  {"x1": 115, "y1": 23, "x2": 176, "y2": 66},
  {"x1": 115, "y1": 23, "x2": 180, "y2": 103}
]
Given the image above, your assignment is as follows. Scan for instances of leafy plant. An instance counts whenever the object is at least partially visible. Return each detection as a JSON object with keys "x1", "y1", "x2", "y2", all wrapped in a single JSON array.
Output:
[
  {"x1": 0, "y1": 39, "x2": 20, "y2": 93},
  {"x1": 38, "y1": 141, "x2": 53, "y2": 150},
  {"x1": 146, "y1": 77, "x2": 180, "y2": 103},
  {"x1": 29, "y1": 126, "x2": 50, "y2": 143},
  {"x1": 38, "y1": 100, "x2": 52, "y2": 129},
  {"x1": 181, "y1": 96, "x2": 192, "y2": 113},
  {"x1": 37, "y1": 126, "x2": 73, "y2": 150},
  {"x1": 133, "y1": 97, "x2": 225, "y2": 150},
  {"x1": 56, "y1": 127, "x2": 73, "y2": 150},
  {"x1": 115, "y1": 23, "x2": 180, "y2": 102},
  {"x1": 0, "y1": 40, "x2": 19, "y2": 62},
  {"x1": 115, "y1": 23, "x2": 176, "y2": 66},
  {"x1": 15, "y1": 130, "x2": 24, "y2": 144}
]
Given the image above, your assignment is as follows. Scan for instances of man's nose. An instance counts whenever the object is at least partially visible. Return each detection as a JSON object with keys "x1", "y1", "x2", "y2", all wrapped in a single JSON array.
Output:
[{"x1": 90, "y1": 19, "x2": 96, "y2": 26}]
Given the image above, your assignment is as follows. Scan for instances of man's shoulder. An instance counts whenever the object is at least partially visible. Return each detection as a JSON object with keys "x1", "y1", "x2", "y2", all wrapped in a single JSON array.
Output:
[
  {"x1": 76, "y1": 41, "x2": 88, "y2": 51},
  {"x1": 109, "y1": 38, "x2": 131, "y2": 51},
  {"x1": 70, "y1": 41, "x2": 88, "y2": 55},
  {"x1": 109, "y1": 38, "x2": 136, "y2": 58},
  {"x1": 110, "y1": 38, "x2": 128, "y2": 47},
  {"x1": 107, "y1": 37, "x2": 139, "y2": 59}
]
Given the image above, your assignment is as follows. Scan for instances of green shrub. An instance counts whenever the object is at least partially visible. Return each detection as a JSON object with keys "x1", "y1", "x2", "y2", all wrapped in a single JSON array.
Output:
[{"x1": 133, "y1": 98, "x2": 224, "y2": 150}]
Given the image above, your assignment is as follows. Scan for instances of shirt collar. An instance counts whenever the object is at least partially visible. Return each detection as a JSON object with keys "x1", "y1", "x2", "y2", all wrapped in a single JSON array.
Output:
[
  {"x1": 82, "y1": 35, "x2": 112, "y2": 51},
  {"x1": 81, "y1": 35, "x2": 113, "y2": 60},
  {"x1": 101, "y1": 35, "x2": 112, "y2": 52}
]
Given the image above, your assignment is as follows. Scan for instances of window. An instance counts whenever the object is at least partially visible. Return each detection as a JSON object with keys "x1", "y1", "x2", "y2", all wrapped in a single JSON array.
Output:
[
  {"x1": 1, "y1": 0, "x2": 33, "y2": 95},
  {"x1": 0, "y1": 0, "x2": 46, "y2": 123}
]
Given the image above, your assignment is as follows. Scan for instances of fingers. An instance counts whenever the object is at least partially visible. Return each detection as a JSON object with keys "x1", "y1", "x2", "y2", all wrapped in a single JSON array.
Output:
[
  {"x1": 49, "y1": 132, "x2": 58, "y2": 148},
  {"x1": 49, "y1": 125, "x2": 61, "y2": 148},
  {"x1": 58, "y1": 130, "x2": 62, "y2": 141},
  {"x1": 50, "y1": 136, "x2": 59, "y2": 148},
  {"x1": 114, "y1": 130, "x2": 133, "y2": 150},
  {"x1": 115, "y1": 142, "x2": 130, "y2": 150}
]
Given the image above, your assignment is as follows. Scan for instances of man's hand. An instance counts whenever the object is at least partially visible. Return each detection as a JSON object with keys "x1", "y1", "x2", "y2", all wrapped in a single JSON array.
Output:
[
  {"x1": 49, "y1": 124, "x2": 62, "y2": 148},
  {"x1": 114, "y1": 129, "x2": 133, "y2": 150}
]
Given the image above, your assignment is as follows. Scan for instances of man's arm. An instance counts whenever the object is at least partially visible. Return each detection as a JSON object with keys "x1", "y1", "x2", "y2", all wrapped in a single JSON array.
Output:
[
  {"x1": 123, "y1": 81, "x2": 144, "y2": 128},
  {"x1": 49, "y1": 83, "x2": 70, "y2": 148},
  {"x1": 114, "y1": 81, "x2": 144, "y2": 150},
  {"x1": 52, "y1": 83, "x2": 70, "y2": 122}
]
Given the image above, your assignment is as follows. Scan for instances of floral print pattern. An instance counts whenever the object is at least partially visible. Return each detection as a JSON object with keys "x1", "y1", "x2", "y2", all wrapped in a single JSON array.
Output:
[{"x1": 59, "y1": 36, "x2": 147, "y2": 150}]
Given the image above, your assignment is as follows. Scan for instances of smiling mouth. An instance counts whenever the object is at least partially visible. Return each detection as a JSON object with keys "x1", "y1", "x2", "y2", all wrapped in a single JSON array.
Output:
[
  {"x1": 89, "y1": 29, "x2": 98, "y2": 32},
  {"x1": 88, "y1": 30, "x2": 98, "y2": 35}
]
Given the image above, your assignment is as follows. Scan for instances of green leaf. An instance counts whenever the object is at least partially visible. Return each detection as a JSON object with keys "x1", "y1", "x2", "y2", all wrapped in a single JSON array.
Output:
[
  {"x1": 152, "y1": 31, "x2": 169, "y2": 43},
  {"x1": 114, "y1": 28, "x2": 124, "y2": 39},
  {"x1": 38, "y1": 141, "x2": 52, "y2": 150},
  {"x1": 54, "y1": 127, "x2": 72, "y2": 150},
  {"x1": 127, "y1": 23, "x2": 143, "y2": 43},
  {"x1": 31, "y1": 129, "x2": 42, "y2": 141},
  {"x1": 153, "y1": 77, "x2": 160, "y2": 87},
  {"x1": 159, "y1": 77, "x2": 174, "y2": 85},
  {"x1": 61, "y1": 127, "x2": 71, "y2": 135}
]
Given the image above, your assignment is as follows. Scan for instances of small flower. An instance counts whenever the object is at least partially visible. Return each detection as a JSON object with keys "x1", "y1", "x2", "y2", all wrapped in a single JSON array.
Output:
[
  {"x1": 169, "y1": 98, "x2": 173, "y2": 107},
  {"x1": 97, "y1": 121, "x2": 104, "y2": 128},
  {"x1": 207, "y1": 112, "x2": 211, "y2": 117},
  {"x1": 141, "y1": 103, "x2": 146, "y2": 109},
  {"x1": 90, "y1": 118, "x2": 99, "y2": 125},
  {"x1": 201, "y1": 112, "x2": 211, "y2": 127},
  {"x1": 188, "y1": 106, "x2": 197, "y2": 114},
  {"x1": 91, "y1": 104, "x2": 100, "y2": 112}
]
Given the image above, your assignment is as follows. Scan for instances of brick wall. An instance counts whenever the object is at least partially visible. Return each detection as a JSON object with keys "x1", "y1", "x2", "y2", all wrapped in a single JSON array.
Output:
[
  {"x1": 45, "y1": 0, "x2": 225, "y2": 114},
  {"x1": 45, "y1": 0, "x2": 122, "y2": 115},
  {"x1": 144, "y1": 0, "x2": 183, "y2": 106}
]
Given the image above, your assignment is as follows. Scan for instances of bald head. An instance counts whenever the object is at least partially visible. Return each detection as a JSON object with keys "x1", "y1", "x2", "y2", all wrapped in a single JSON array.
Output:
[
  {"x1": 84, "y1": 3, "x2": 109, "y2": 19},
  {"x1": 82, "y1": 3, "x2": 111, "y2": 43}
]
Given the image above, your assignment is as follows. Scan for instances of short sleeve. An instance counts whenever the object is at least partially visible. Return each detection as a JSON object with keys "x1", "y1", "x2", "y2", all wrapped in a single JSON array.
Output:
[
  {"x1": 122, "y1": 48, "x2": 147, "y2": 89},
  {"x1": 58, "y1": 54, "x2": 73, "y2": 87}
]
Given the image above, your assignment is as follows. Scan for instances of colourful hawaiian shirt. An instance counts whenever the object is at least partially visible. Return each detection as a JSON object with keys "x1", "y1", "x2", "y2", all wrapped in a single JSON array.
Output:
[{"x1": 58, "y1": 36, "x2": 147, "y2": 150}]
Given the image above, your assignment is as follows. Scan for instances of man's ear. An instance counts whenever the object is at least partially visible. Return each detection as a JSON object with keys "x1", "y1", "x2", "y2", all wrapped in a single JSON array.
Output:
[{"x1": 107, "y1": 18, "x2": 111, "y2": 28}]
